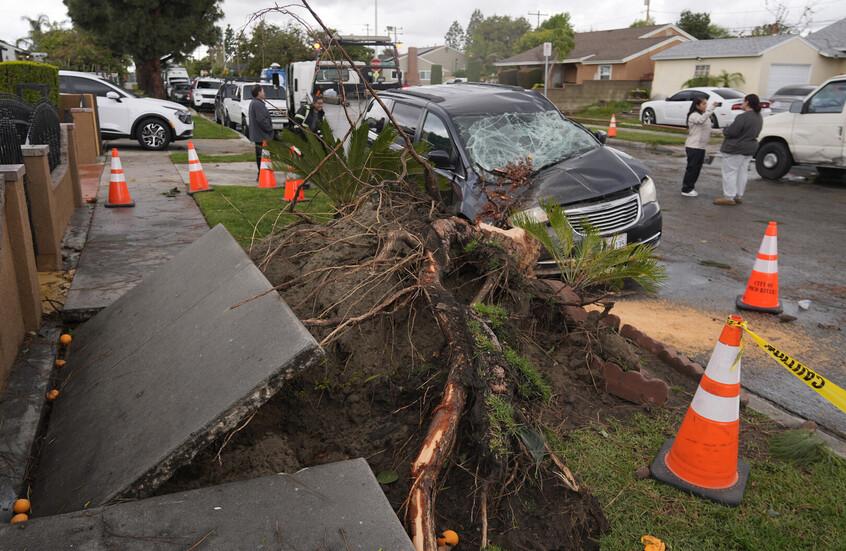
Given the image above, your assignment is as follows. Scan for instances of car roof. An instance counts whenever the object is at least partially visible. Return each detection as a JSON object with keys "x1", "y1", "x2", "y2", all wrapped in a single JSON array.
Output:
[
  {"x1": 772, "y1": 85, "x2": 817, "y2": 95},
  {"x1": 379, "y1": 83, "x2": 554, "y2": 116}
]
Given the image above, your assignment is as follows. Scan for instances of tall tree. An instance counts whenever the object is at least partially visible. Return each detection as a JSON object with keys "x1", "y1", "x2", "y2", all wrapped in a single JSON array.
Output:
[
  {"x1": 464, "y1": 9, "x2": 484, "y2": 52},
  {"x1": 748, "y1": 0, "x2": 814, "y2": 35},
  {"x1": 445, "y1": 21, "x2": 464, "y2": 51},
  {"x1": 39, "y1": 26, "x2": 128, "y2": 76},
  {"x1": 64, "y1": 0, "x2": 223, "y2": 98},
  {"x1": 629, "y1": 16, "x2": 656, "y2": 28},
  {"x1": 16, "y1": 14, "x2": 55, "y2": 49},
  {"x1": 466, "y1": 14, "x2": 531, "y2": 73},
  {"x1": 515, "y1": 13, "x2": 575, "y2": 60},
  {"x1": 677, "y1": 10, "x2": 732, "y2": 40},
  {"x1": 242, "y1": 21, "x2": 315, "y2": 76}
]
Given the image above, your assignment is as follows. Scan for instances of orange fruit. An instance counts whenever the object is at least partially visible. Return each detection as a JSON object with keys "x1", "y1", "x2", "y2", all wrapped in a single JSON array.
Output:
[
  {"x1": 56, "y1": 359, "x2": 66, "y2": 368},
  {"x1": 60, "y1": 334, "x2": 72, "y2": 345},
  {"x1": 46, "y1": 390, "x2": 59, "y2": 401},
  {"x1": 437, "y1": 530, "x2": 459, "y2": 547},
  {"x1": 10, "y1": 513, "x2": 28, "y2": 523},
  {"x1": 13, "y1": 499, "x2": 30, "y2": 514}
]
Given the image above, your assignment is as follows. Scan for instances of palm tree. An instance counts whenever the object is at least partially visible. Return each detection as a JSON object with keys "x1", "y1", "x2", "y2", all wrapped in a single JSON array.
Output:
[{"x1": 714, "y1": 70, "x2": 745, "y2": 88}]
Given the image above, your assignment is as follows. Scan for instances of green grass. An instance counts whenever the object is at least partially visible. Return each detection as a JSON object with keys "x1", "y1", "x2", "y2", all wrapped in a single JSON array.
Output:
[
  {"x1": 191, "y1": 115, "x2": 241, "y2": 139},
  {"x1": 169, "y1": 152, "x2": 255, "y2": 164},
  {"x1": 548, "y1": 411, "x2": 846, "y2": 550},
  {"x1": 572, "y1": 101, "x2": 635, "y2": 119},
  {"x1": 192, "y1": 185, "x2": 334, "y2": 248}
]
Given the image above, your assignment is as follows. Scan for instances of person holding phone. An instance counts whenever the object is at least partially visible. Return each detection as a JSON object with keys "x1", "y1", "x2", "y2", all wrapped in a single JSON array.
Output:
[{"x1": 681, "y1": 97, "x2": 719, "y2": 197}]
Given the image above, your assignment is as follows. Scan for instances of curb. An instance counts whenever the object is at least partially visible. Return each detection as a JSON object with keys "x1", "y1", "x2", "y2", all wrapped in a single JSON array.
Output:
[{"x1": 607, "y1": 138, "x2": 681, "y2": 155}]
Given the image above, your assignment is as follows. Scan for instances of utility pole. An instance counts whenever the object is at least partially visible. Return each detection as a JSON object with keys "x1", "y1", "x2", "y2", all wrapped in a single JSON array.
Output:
[
  {"x1": 375, "y1": 0, "x2": 378, "y2": 40},
  {"x1": 386, "y1": 25, "x2": 403, "y2": 43},
  {"x1": 528, "y1": 11, "x2": 548, "y2": 30},
  {"x1": 644, "y1": 0, "x2": 650, "y2": 25},
  {"x1": 363, "y1": 24, "x2": 370, "y2": 36}
]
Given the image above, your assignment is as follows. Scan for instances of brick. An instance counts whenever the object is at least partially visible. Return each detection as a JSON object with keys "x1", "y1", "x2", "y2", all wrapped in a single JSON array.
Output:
[
  {"x1": 565, "y1": 305, "x2": 589, "y2": 324},
  {"x1": 602, "y1": 361, "x2": 669, "y2": 407}
]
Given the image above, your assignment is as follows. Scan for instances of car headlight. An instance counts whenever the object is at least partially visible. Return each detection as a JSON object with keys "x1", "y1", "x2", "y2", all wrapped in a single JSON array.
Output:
[
  {"x1": 639, "y1": 176, "x2": 657, "y2": 204},
  {"x1": 176, "y1": 110, "x2": 192, "y2": 124},
  {"x1": 508, "y1": 206, "x2": 548, "y2": 226}
]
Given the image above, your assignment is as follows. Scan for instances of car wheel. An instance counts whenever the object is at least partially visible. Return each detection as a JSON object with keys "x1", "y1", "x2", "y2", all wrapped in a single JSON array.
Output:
[
  {"x1": 224, "y1": 112, "x2": 233, "y2": 129},
  {"x1": 641, "y1": 108, "x2": 656, "y2": 126},
  {"x1": 755, "y1": 141, "x2": 791, "y2": 180},
  {"x1": 241, "y1": 115, "x2": 249, "y2": 136},
  {"x1": 710, "y1": 114, "x2": 719, "y2": 129},
  {"x1": 136, "y1": 117, "x2": 171, "y2": 150}
]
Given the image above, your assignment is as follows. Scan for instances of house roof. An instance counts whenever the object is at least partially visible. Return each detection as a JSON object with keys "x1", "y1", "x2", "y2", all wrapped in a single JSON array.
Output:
[
  {"x1": 398, "y1": 45, "x2": 465, "y2": 61},
  {"x1": 805, "y1": 18, "x2": 846, "y2": 58},
  {"x1": 652, "y1": 35, "x2": 795, "y2": 60},
  {"x1": 494, "y1": 24, "x2": 690, "y2": 66}
]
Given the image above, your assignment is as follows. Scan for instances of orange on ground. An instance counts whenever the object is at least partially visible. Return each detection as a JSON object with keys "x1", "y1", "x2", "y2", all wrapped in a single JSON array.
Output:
[
  {"x1": 56, "y1": 359, "x2": 66, "y2": 368},
  {"x1": 46, "y1": 389, "x2": 59, "y2": 401},
  {"x1": 60, "y1": 334, "x2": 72, "y2": 345},
  {"x1": 13, "y1": 499, "x2": 30, "y2": 514},
  {"x1": 437, "y1": 530, "x2": 459, "y2": 547},
  {"x1": 10, "y1": 513, "x2": 28, "y2": 523}
]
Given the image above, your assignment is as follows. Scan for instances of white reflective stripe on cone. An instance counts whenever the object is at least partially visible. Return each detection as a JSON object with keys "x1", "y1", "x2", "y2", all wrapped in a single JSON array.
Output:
[
  {"x1": 188, "y1": 148, "x2": 199, "y2": 162},
  {"x1": 703, "y1": 341, "x2": 741, "y2": 385},
  {"x1": 690, "y1": 389, "x2": 739, "y2": 423},
  {"x1": 111, "y1": 158, "x2": 122, "y2": 171},
  {"x1": 261, "y1": 160, "x2": 273, "y2": 169},
  {"x1": 751, "y1": 258, "x2": 778, "y2": 274},
  {"x1": 758, "y1": 235, "x2": 777, "y2": 256},
  {"x1": 189, "y1": 162, "x2": 200, "y2": 173},
  {"x1": 111, "y1": 172, "x2": 126, "y2": 183}
]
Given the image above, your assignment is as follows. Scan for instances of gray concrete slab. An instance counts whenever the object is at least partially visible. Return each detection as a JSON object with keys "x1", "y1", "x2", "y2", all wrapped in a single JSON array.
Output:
[
  {"x1": 4, "y1": 459, "x2": 415, "y2": 550},
  {"x1": 31, "y1": 225, "x2": 324, "y2": 516},
  {"x1": 0, "y1": 322, "x2": 61, "y2": 518},
  {"x1": 63, "y1": 146, "x2": 209, "y2": 322},
  {"x1": 169, "y1": 137, "x2": 255, "y2": 156}
]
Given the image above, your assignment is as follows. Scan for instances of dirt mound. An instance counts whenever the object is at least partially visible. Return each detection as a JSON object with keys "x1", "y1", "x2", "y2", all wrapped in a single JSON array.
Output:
[{"x1": 159, "y1": 195, "x2": 697, "y2": 550}]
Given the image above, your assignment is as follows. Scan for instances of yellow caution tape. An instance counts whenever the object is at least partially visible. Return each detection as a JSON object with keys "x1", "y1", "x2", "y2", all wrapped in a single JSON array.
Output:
[{"x1": 727, "y1": 318, "x2": 846, "y2": 414}]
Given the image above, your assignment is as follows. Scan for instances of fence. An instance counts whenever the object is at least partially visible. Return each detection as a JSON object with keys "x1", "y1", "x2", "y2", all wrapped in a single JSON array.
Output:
[{"x1": 25, "y1": 101, "x2": 62, "y2": 172}]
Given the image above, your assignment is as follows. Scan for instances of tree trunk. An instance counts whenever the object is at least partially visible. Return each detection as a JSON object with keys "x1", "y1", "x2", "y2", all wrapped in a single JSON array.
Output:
[{"x1": 136, "y1": 58, "x2": 166, "y2": 99}]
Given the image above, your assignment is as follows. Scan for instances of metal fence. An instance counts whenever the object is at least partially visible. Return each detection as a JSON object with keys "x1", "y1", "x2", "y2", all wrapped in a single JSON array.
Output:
[
  {"x1": 25, "y1": 102, "x2": 62, "y2": 172},
  {"x1": 0, "y1": 93, "x2": 34, "y2": 145},
  {"x1": 0, "y1": 108, "x2": 24, "y2": 165}
]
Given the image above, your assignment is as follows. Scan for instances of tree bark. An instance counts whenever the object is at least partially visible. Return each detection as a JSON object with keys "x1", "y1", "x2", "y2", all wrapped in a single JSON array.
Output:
[{"x1": 136, "y1": 58, "x2": 166, "y2": 99}]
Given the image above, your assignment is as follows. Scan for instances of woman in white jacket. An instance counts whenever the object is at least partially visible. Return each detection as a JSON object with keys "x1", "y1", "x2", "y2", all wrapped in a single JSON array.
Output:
[{"x1": 681, "y1": 97, "x2": 718, "y2": 197}]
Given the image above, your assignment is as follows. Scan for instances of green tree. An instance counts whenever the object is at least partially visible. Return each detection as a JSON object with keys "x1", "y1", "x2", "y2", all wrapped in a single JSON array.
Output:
[
  {"x1": 464, "y1": 9, "x2": 484, "y2": 52},
  {"x1": 629, "y1": 16, "x2": 656, "y2": 27},
  {"x1": 39, "y1": 26, "x2": 128, "y2": 76},
  {"x1": 677, "y1": 10, "x2": 732, "y2": 39},
  {"x1": 747, "y1": 0, "x2": 813, "y2": 36},
  {"x1": 445, "y1": 21, "x2": 464, "y2": 51},
  {"x1": 64, "y1": 0, "x2": 223, "y2": 98},
  {"x1": 466, "y1": 15, "x2": 531, "y2": 73},
  {"x1": 16, "y1": 14, "x2": 54, "y2": 49},
  {"x1": 242, "y1": 21, "x2": 314, "y2": 76},
  {"x1": 515, "y1": 13, "x2": 575, "y2": 60}
]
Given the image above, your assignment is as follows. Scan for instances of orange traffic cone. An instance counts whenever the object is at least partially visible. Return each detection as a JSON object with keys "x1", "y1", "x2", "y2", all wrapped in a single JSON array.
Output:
[
  {"x1": 608, "y1": 114, "x2": 617, "y2": 137},
  {"x1": 187, "y1": 142, "x2": 213, "y2": 195},
  {"x1": 737, "y1": 222, "x2": 781, "y2": 314},
  {"x1": 258, "y1": 141, "x2": 277, "y2": 189},
  {"x1": 650, "y1": 315, "x2": 749, "y2": 506},
  {"x1": 105, "y1": 148, "x2": 134, "y2": 208}
]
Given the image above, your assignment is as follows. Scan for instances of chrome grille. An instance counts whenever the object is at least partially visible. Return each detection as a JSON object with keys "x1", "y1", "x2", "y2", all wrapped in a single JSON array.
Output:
[{"x1": 564, "y1": 193, "x2": 641, "y2": 235}]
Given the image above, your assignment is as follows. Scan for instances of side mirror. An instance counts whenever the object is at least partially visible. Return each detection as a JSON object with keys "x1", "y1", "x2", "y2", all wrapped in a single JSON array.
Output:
[
  {"x1": 789, "y1": 100, "x2": 803, "y2": 114},
  {"x1": 427, "y1": 150, "x2": 453, "y2": 169},
  {"x1": 594, "y1": 129, "x2": 608, "y2": 144},
  {"x1": 106, "y1": 91, "x2": 121, "y2": 102}
]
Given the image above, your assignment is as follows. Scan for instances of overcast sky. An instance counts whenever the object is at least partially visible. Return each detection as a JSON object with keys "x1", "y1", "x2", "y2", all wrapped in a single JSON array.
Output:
[{"x1": 3, "y1": 0, "x2": 845, "y2": 55}]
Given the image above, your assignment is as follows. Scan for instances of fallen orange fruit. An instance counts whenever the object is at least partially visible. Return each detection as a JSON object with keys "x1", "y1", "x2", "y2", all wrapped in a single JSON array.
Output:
[
  {"x1": 60, "y1": 334, "x2": 72, "y2": 345},
  {"x1": 437, "y1": 530, "x2": 459, "y2": 547},
  {"x1": 46, "y1": 389, "x2": 59, "y2": 401},
  {"x1": 56, "y1": 359, "x2": 66, "y2": 368},
  {"x1": 13, "y1": 499, "x2": 31, "y2": 514},
  {"x1": 10, "y1": 513, "x2": 28, "y2": 523}
]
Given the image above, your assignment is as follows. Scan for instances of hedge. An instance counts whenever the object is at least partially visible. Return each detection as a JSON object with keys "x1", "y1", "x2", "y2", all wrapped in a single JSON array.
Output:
[
  {"x1": 0, "y1": 61, "x2": 61, "y2": 111},
  {"x1": 431, "y1": 64, "x2": 442, "y2": 85},
  {"x1": 467, "y1": 61, "x2": 482, "y2": 83},
  {"x1": 516, "y1": 67, "x2": 544, "y2": 90},
  {"x1": 499, "y1": 68, "x2": 519, "y2": 86}
]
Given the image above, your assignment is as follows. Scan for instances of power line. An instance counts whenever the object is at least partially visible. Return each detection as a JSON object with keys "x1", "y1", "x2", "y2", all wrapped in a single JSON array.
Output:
[{"x1": 528, "y1": 11, "x2": 548, "y2": 29}]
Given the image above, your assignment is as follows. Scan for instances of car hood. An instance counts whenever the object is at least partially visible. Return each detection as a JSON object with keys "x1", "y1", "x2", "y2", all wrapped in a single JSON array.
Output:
[
  {"x1": 527, "y1": 146, "x2": 647, "y2": 205},
  {"x1": 139, "y1": 97, "x2": 188, "y2": 111}
]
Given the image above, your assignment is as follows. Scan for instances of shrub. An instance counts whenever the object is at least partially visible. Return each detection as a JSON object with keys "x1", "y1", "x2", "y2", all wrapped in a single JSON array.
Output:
[
  {"x1": 499, "y1": 68, "x2": 519, "y2": 86},
  {"x1": 467, "y1": 61, "x2": 482, "y2": 82},
  {"x1": 430, "y1": 64, "x2": 442, "y2": 85},
  {"x1": 516, "y1": 67, "x2": 543, "y2": 89},
  {"x1": 0, "y1": 61, "x2": 60, "y2": 111}
]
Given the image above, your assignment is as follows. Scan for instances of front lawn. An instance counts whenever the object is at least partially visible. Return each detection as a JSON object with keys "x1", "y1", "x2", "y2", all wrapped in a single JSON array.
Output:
[{"x1": 191, "y1": 115, "x2": 241, "y2": 139}]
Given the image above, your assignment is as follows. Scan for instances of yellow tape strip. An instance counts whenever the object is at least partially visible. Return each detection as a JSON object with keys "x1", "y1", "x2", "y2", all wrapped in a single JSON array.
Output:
[{"x1": 727, "y1": 318, "x2": 846, "y2": 414}]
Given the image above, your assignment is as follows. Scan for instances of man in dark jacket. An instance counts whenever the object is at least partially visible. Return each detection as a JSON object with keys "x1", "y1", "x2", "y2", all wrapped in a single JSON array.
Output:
[
  {"x1": 293, "y1": 96, "x2": 325, "y2": 140},
  {"x1": 248, "y1": 84, "x2": 275, "y2": 178}
]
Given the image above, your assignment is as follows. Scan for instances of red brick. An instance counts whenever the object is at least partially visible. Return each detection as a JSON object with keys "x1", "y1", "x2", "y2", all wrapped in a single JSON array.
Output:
[
  {"x1": 564, "y1": 305, "x2": 588, "y2": 324},
  {"x1": 602, "y1": 361, "x2": 669, "y2": 407},
  {"x1": 620, "y1": 324, "x2": 640, "y2": 341},
  {"x1": 600, "y1": 313, "x2": 621, "y2": 330}
]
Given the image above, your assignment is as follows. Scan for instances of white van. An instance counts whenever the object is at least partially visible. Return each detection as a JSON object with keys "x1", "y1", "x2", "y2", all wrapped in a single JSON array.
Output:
[{"x1": 755, "y1": 75, "x2": 846, "y2": 180}]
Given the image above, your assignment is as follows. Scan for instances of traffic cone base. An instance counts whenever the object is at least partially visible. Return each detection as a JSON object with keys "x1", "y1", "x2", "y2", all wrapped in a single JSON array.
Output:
[
  {"x1": 105, "y1": 148, "x2": 134, "y2": 208},
  {"x1": 651, "y1": 439, "x2": 750, "y2": 507},
  {"x1": 258, "y1": 142, "x2": 277, "y2": 189},
  {"x1": 187, "y1": 141, "x2": 213, "y2": 195},
  {"x1": 737, "y1": 221, "x2": 782, "y2": 313},
  {"x1": 284, "y1": 177, "x2": 306, "y2": 201}
]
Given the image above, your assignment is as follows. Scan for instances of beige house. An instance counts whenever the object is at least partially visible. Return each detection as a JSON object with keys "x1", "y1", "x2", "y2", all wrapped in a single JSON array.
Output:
[
  {"x1": 398, "y1": 45, "x2": 467, "y2": 85},
  {"x1": 650, "y1": 18, "x2": 846, "y2": 99}
]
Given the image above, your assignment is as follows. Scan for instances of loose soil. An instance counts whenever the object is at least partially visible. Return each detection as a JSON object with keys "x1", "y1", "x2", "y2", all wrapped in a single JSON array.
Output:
[{"x1": 157, "y1": 196, "x2": 772, "y2": 550}]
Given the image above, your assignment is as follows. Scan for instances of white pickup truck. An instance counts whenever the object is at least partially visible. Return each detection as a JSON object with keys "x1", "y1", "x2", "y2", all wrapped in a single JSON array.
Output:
[
  {"x1": 755, "y1": 75, "x2": 846, "y2": 180},
  {"x1": 221, "y1": 81, "x2": 289, "y2": 136}
]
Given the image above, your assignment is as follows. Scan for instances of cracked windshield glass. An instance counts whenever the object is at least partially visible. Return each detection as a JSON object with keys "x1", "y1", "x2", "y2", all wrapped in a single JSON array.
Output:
[{"x1": 453, "y1": 110, "x2": 597, "y2": 172}]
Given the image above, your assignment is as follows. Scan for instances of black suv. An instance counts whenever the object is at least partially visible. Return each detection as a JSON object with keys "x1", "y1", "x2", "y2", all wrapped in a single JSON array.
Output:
[{"x1": 363, "y1": 84, "x2": 662, "y2": 274}]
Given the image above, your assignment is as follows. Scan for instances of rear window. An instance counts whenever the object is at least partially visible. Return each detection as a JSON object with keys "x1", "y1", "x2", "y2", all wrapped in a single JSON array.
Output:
[
  {"x1": 775, "y1": 86, "x2": 814, "y2": 96},
  {"x1": 262, "y1": 86, "x2": 286, "y2": 99},
  {"x1": 714, "y1": 89, "x2": 745, "y2": 99},
  {"x1": 196, "y1": 81, "x2": 219, "y2": 89}
]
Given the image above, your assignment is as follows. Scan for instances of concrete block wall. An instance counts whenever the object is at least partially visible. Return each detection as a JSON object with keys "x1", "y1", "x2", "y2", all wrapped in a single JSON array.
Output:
[{"x1": 546, "y1": 80, "x2": 652, "y2": 112}]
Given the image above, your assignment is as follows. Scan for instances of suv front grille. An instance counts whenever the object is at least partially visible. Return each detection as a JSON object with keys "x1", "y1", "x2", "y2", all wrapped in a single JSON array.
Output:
[{"x1": 564, "y1": 193, "x2": 641, "y2": 235}]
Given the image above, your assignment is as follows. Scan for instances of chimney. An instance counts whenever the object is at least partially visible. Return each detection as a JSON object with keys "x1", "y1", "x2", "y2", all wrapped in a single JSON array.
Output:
[{"x1": 407, "y1": 47, "x2": 420, "y2": 86}]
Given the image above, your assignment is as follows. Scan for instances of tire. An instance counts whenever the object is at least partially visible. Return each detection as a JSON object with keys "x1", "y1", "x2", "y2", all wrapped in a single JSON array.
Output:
[
  {"x1": 241, "y1": 115, "x2": 249, "y2": 137},
  {"x1": 136, "y1": 117, "x2": 171, "y2": 150},
  {"x1": 710, "y1": 114, "x2": 719, "y2": 129},
  {"x1": 641, "y1": 108, "x2": 656, "y2": 126},
  {"x1": 224, "y1": 111, "x2": 233, "y2": 129},
  {"x1": 214, "y1": 106, "x2": 220, "y2": 124},
  {"x1": 755, "y1": 141, "x2": 791, "y2": 180}
]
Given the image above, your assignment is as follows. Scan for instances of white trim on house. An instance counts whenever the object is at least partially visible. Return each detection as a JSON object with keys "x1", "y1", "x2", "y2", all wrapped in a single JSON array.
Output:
[
  {"x1": 652, "y1": 35, "x2": 813, "y2": 60},
  {"x1": 638, "y1": 24, "x2": 696, "y2": 42},
  {"x1": 581, "y1": 36, "x2": 687, "y2": 65}
]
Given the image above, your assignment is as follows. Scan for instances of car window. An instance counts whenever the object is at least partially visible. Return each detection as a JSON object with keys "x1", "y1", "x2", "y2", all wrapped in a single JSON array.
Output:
[
  {"x1": 714, "y1": 89, "x2": 745, "y2": 100},
  {"x1": 316, "y1": 67, "x2": 350, "y2": 82},
  {"x1": 262, "y1": 86, "x2": 286, "y2": 100},
  {"x1": 667, "y1": 91, "x2": 691, "y2": 101},
  {"x1": 195, "y1": 81, "x2": 219, "y2": 89},
  {"x1": 69, "y1": 76, "x2": 120, "y2": 97},
  {"x1": 363, "y1": 98, "x2": 393, "y2": 133},
  {"x1": 391, "y1": 102, "x2": 423, "y2": 139},
  {"x1": 59, "y1": 75, "x2": 73, "y2": 93},
  {"x1": 453, "y1": 110, "x2": 598, "y2": 172},
  {"x1": 421, "y1": 112, "x2": 454, "y2": 157},
  {"x1": 808, "y1": 81, "x2": 846, "y2": 114}
]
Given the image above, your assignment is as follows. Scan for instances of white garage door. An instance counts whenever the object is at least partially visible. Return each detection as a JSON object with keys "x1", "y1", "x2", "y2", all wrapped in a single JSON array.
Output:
[{"x1": 766, "y1": 64, "x2": 812, "y2": 97}]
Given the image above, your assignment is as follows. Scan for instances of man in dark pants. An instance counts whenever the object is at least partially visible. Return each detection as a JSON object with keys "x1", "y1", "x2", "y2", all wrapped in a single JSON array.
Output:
[
  {"x1": 293, "y1": 96, "x2": 325, "y2": 140},
  {"x1": 248, "y1": 84, "x2": 275, "y2": 179}
]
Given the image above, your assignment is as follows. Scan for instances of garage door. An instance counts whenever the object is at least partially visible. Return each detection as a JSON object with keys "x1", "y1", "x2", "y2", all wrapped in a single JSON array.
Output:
[{"x1": 766, "y1": 64, "x2": 812, "y2": 97}]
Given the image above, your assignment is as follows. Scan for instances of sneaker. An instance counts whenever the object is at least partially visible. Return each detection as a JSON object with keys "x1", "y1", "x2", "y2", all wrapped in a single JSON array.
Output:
[
  {"x1": 734, "y1": 196, "x2": 743, "y2": 204},
  {"x1": 681, "y1": 190, "x2": 699, "y2": 197},
  {"x1": 714, "y1": 197, "x2": 736, "y2": 205}
]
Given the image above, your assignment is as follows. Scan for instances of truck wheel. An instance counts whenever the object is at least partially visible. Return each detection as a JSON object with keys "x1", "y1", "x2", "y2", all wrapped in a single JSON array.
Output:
[
  {"x1": 755, "y1": 141, "x2": 791, "y2": 180},
  {"x1": 241, "y1": 115, "x2": 249, "y2": 136},
  {"x1": 224, "y1": 112, "x2": 233, "y2": 129},
  {"x1": 136, "y1": 117, "x2": 171, "y2": 150}
]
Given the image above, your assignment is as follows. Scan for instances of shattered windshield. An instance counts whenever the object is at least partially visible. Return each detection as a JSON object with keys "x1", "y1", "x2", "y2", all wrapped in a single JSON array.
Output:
[{"x1": 453, "y1": 110, "x2": 597, "y2": 172}]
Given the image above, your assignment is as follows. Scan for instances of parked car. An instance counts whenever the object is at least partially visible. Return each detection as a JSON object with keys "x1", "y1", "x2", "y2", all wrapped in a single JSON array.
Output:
[
  {"x1": 214, "y1": 82, "x2": 238, "y2": 125},
  {"x1": 59, "y1": 70, "x2": 193, "y2": 150},
  {"x1": 755, "y1": 75, "x2": 846, "y2": 180},
  {"x1": 191, "y1": 77, "x2": 222, "y2": 111},
  {"x1": 767, "y1": 84, "x2": 817, "y2": 114},
  {"x1": 221, "y1": 81, "x2": 289, "y2": 136},
  {"x1": 169, "y1": 82, "x2": 192, "y2": 105},
  {"x1": 363, "y1": 84, "x2": 662, "y2": 274},
  {"x1": 640, "y1": 87, "x2": 771, "y2": 128}
]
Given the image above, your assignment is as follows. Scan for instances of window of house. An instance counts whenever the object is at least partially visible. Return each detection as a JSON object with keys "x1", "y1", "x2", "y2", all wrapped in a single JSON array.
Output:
[
  {"x1": 598, "y1": 65, "x2": 612, "y2": 80},
  {"x1": 419, "y1": 70, "x2": 431, "y2": 81},
  {"x1": 694, "y1": 64, "x2": 710, "y2": 77}
]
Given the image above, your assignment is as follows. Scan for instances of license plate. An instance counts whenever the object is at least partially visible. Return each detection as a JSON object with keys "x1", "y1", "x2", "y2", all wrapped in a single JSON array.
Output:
[{"x1": 605, "y1": 234, "x2": 627, "y2": 249}]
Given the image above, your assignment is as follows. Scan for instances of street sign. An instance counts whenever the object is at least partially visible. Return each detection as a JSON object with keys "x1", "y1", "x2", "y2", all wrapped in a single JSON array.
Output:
[
  {"x1": 371, "y1": 58, "x2": 382, "y2": 68},
  {"x1": 543, "y1": 42, "x2": 552, "y2": 57}
]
